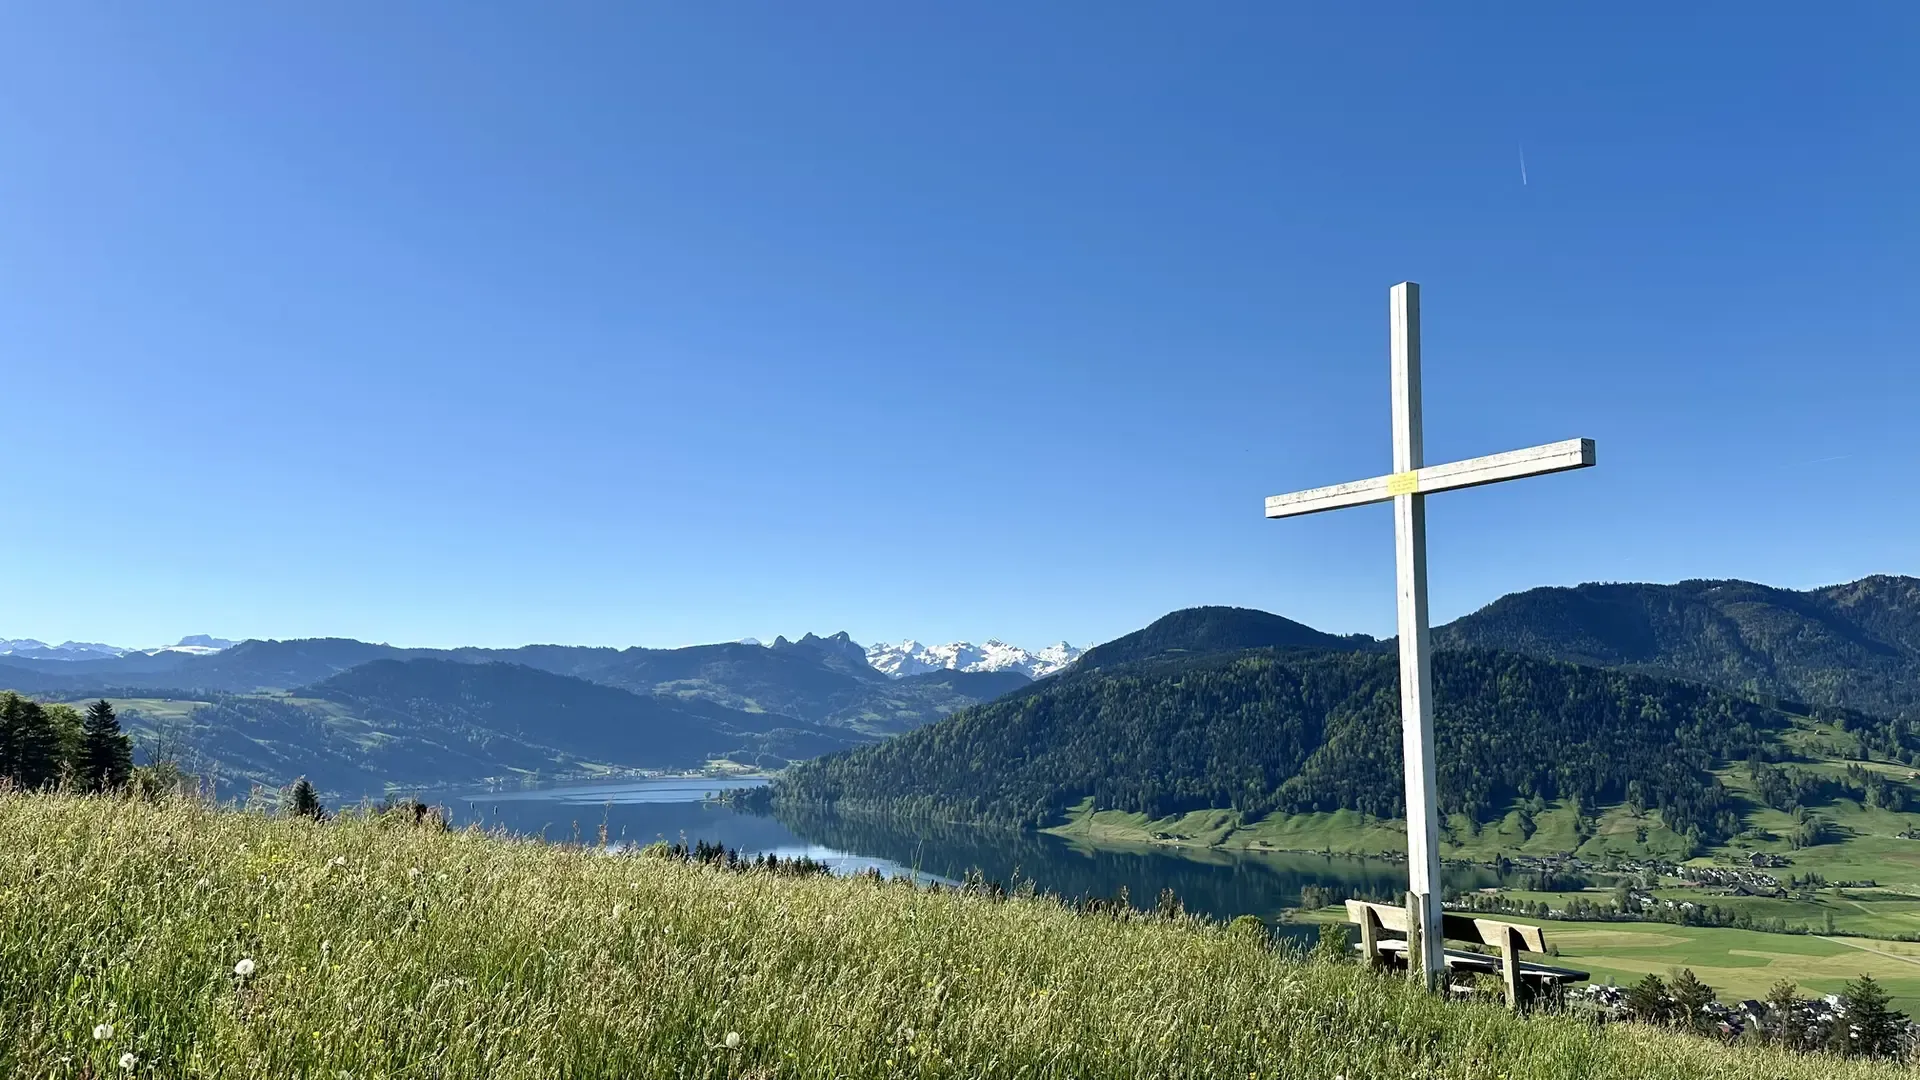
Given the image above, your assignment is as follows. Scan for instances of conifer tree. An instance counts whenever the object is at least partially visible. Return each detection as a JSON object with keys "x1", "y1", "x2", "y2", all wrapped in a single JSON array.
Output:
[
  {"x1": 1669, "y1": 968, "x2": 1715, "y2": 1033},
  {"x1": 1624, "y1": 973, "x2": 1670, "y2": 1025},
  {"x1": 1840, "y1": 974, "x2": 1904, "y2": 1057},
  {"x1": 0, "y1": 692, "x2": 63, "y2": 789},
  {"x1": 37, "y1": 703, "x2": 86, "y2": 783},
  {"x1": 1765, "y1": 978, "x2": 1805, "y2": 1048},
  {"x1": 282, "y1": 776, "x2": 325, "y2": 820},
  {"x1": 79, "y1": 699, "x2": 133, "y2": 792}
]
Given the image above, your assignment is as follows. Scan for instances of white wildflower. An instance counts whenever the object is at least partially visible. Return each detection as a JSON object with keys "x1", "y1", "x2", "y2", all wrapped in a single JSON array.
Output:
[
  {"x1": 92, "y1": 1022, "x2": 114, "y2": 1041},
  {"x1": 723, "y1": 1031, "x2": 742, "y2": 1050},
  {"x1": 196, "y1": 877, "x2": 211, "y2": 889},
  {"x1": 320, "y1": 940, "x2": 331, "y2": 955},
  {"x1": 408, "y1": 867, "x2": 421, "y2": 880},
  {"x1": 119, "y1": 1052, "x2": 137, "y2": 1069},
  {"x1": 233, "y1": 957, "x2": 256, "y2": 978},
  {"x1": 329, "y1": 856, "x2": 348, "y2": 868}
]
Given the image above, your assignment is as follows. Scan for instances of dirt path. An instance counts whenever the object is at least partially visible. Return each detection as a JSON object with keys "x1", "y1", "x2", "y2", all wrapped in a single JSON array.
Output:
[{"x1": 1822, "y1": 936, "x2": 1920, "y2": 967}]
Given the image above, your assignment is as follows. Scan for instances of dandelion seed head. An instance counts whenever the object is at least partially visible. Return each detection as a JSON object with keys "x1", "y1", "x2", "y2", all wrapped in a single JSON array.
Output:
[
  {"x1": 119, "y1": 1052, "x2": 137, "y2": 1069},
  {"x1": 234, "y1": 957, "x2": 256, "y2": 977},
  {"x1": 92, "y1": 1022, "x2": 114, "y2": 1041},
  {"x1": 724, "y1": 1031, "x2": 742, "y2": 1050},
  {"x1": 408, "y1": 867, "x2": 421, "y2": 880}
]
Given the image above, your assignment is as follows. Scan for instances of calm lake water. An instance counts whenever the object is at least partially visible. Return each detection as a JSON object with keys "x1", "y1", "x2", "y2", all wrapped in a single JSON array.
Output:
[{"x1": 448, "y1": 776, "x2": 1518, "y2": 935}]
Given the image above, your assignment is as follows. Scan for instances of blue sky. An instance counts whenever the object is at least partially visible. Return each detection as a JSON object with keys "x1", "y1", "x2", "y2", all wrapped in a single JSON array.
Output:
[{"x1": 2, "y1": 6, "x2": 1913, "y2": 651}]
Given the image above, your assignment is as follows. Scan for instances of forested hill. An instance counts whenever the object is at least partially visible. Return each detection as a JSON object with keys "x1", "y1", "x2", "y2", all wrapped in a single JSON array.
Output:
[
  {"x1": 765, "y1": 646, "x2": 1912, "y2": 844},
  {"x1": 1433, "y1": 575, "x2": 1920, "y2": 721},
  {"x1": 1067, "y1": 606, "x2": 1378, "y2": 671}
]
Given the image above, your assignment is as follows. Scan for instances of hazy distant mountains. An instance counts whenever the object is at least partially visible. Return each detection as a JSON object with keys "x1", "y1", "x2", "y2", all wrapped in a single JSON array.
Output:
[
  {"x1": 0, "y1": 635, "x2": 235, "y2": 661},
  {"x1": 0, "y1": 629, "x2": 1041, "y2": 795}
]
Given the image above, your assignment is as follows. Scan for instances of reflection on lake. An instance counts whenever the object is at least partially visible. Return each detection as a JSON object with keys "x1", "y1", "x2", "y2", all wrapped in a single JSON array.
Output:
[{"x1": 450, "y1": 777, "x2": 1517, "y2": 935}]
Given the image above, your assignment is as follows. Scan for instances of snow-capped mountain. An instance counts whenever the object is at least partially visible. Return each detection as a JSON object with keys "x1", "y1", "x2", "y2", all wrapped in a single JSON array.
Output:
[
  {"x1": 0, "y1": 635, "x2": 235, "y2": 660},
  {"x1": 865, "y1": 639, "x2": 1083, "y2": 680},
  {"x1": 153, "y1": 635, "x2": 235, "y2": 656},
  {"x1": 0, "y1": 639, "x2": 127, "y2": 661}
]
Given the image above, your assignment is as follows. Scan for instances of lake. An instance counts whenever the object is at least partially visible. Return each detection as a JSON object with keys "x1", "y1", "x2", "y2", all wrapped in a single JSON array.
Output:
[{"x1": 448, "y1": 776, "x2": 1521, "y2": 935}]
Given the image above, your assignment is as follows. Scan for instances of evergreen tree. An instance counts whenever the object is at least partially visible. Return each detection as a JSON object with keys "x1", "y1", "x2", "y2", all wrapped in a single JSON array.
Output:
[
  {"x1": 0, "y1": 692, "x2": 63, "y2": 789},
  {"x1": 1840, "y1": 974, "x2": 1905, "y2": 1057},
  {"x1": 1765, "y1": 978, "x2": 1805, "y2": 1049},
  {"x1": 1624, "y1": 973, "x2": 1670, "y2": 1025},
  {"x1": 79, "y1": 699, "x2": 133, "y2": 792},
  {"x1": 43, "y1": 704, "x2": 85, "y2": 782},
  {"x1": 1669, "y1": 968, "x2": 1716, "y2": 1033},
  {"x1": 282, "y1": 776, "x2": 325, "y2": 820}
]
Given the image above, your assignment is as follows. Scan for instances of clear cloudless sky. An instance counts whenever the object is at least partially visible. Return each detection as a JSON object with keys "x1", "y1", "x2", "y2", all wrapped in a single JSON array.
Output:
[{"x1": 2, "y1": 5, "x2": 1914, "y2": 651}]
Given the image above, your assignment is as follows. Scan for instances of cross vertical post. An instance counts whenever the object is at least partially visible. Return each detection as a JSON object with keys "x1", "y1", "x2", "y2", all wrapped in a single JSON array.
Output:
[
  {"x1": 1262, "y1": 281, "x2": 1596, "y2": 995},
  {"x1": 1389, "y1": 281, "x2": 1445, "y2": 990}
]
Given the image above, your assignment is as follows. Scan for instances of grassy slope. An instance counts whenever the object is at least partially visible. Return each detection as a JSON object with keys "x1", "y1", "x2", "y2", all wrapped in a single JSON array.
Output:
[
  {"x1": 2, "y1": 795, "x2": 1905, "y2": 1080},
  {"x1": 1046, "y1": 721, "x2": 1920, "y2": 881}
]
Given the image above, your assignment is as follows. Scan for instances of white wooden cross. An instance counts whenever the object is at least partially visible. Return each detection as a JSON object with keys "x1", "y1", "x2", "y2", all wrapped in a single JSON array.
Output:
[{"x1": 1264, "y1": 282, "x2": 1595, "y2": 990}]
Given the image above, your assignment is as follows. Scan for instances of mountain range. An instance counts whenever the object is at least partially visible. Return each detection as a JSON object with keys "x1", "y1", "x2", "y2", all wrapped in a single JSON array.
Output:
[
  {"x1": 0, "y1": 636, "x2": 236, "y2": 661},
  {"x1": 0, "y1": 630, "x2": 1039, "y2": 796},
  {"x1": 6, "y1": 574, "x2": 1914, "y2": 808},
  {"x1": 865, "y1": 639, "x2": 1083, "y2": 679},
  {"x1": 759, "y1": 574, "x2": 1920, "y2": 847}
]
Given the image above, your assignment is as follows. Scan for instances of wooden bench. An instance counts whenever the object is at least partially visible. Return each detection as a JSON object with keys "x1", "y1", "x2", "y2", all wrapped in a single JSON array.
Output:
[{"x1": 1343, "y1": 899, "x2": 1588, "y2": 1010}]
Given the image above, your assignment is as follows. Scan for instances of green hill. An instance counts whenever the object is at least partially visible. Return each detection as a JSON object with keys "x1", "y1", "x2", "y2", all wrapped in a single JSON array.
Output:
[
  {"x1": 1, "y1": 791, "x2": 1901, "y2": 1079},
  {"x1": 764, "y1": 646, "x2": 1913, "y2": 849},
  {"x1": 1435, "y1": 575, "x2": 1920, "y2": 721},
  {"x1": 1069, "y1": 605, "x2": 1377, "y2": 671}
]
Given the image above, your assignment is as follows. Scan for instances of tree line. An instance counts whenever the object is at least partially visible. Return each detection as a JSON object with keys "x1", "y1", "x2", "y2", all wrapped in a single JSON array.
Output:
[{"x1": 0, "y1": 693, "x2": 133, "y2": 792}]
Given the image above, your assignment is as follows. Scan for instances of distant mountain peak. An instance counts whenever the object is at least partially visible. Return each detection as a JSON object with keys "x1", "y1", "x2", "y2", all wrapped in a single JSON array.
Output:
[
  {"x1": 770, "y1": 630, "x2": 877, "y2": 677},
  {"x1": 866, "y1": 639, "x2": 1083, "y2": 680}
]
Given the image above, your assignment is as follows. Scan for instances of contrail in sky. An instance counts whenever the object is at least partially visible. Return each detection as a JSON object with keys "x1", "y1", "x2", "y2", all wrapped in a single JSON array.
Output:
[{"x1": 1519, "y1": 145, "x2": 1528, "y2": 186}]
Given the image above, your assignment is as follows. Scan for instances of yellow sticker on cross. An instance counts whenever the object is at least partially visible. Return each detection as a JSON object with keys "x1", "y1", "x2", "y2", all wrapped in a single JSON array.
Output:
[{"x1": 1387, "y1": 470, "x2": 1421, "y2": 496}]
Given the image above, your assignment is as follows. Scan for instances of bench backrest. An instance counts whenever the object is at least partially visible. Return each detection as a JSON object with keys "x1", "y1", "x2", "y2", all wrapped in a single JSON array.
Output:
[{"x1": 1343, "y1": 899, "x2": 1547, "y2": 953}]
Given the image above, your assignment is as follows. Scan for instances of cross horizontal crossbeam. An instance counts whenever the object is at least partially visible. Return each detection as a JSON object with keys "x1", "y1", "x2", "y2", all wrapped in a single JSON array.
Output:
[{"x1": 1263, "y1": 438, "x2": 1596, "y2": 519}]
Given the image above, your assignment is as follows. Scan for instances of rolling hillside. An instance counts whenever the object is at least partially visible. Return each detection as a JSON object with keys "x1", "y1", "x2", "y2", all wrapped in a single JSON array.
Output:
[
  {"x1": 84, "y1": 660, "x2": 872, "y2": 797},
  {"x1": 1435, "y1": 575, "x2": 1920, "y2": 721}
]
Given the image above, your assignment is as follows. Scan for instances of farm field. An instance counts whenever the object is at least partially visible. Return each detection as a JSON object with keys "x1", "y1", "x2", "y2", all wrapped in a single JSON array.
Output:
[{"x1": 1298, "y1": 904, "x2": 1920, "y2": 1013}]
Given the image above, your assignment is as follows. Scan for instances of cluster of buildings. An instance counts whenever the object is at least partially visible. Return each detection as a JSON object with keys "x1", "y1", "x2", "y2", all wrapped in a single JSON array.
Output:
[{"x1": 1572, "y1": 984, "x2": 1915, "y2": 1055}]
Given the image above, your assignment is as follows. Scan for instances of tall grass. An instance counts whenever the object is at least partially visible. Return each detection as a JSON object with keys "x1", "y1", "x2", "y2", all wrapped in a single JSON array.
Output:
[{"x1": 0, "y1": 792, "x2": 1909, "y2": 1079}]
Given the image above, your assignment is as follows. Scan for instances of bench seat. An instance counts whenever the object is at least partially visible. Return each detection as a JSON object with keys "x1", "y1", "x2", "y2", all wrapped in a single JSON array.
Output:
[
  {"x1": 1342, "y1": 898, "x2": 1587, "y2": 1009},
  {"x1": 1362, "y1": 938, "x2": 1589, "y2": 983}
]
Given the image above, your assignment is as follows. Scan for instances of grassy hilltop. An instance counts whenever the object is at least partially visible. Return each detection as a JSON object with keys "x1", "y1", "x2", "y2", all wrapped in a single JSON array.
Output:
[{"x1": 1, "y1": 792, "x2": 1910, "y2": 1079}]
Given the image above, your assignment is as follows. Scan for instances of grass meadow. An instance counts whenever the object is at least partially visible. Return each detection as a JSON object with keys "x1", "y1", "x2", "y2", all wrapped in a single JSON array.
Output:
[{"x1": 4, "y1": 792, "x2": 1917, "y2": 1079}]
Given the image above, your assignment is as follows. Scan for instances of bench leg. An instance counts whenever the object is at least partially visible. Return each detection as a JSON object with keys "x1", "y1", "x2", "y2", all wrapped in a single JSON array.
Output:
[
  {"x1": 1405, "y1": 892, "x2": 1423, "y2": 985},
  {"x1": 1359, "y1": 908, "x2": 1382, "y2": 970},
  {"x1": 1501, "y1": 926, "x2": 1523, "y2": 1011}
]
